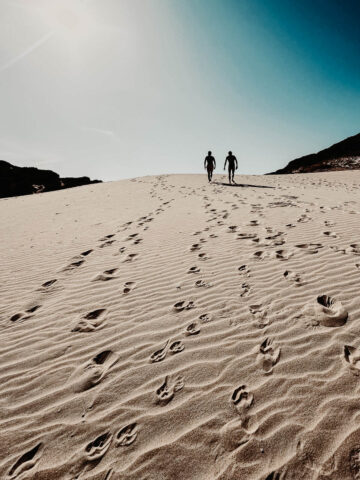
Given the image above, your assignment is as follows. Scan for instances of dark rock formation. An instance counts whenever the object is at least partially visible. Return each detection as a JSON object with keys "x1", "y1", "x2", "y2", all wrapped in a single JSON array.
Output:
[
  {"x1": 0, "y1": 160, "x2": 102, "y2": 198},
  {"x1": 269, "y1": 132, "x2": 360, "y2": 174}
]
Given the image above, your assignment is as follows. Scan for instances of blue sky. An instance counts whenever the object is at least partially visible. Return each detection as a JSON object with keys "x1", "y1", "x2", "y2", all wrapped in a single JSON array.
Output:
[{"x1": 0, "y1": 0, "x2": 359, "y2": 180}]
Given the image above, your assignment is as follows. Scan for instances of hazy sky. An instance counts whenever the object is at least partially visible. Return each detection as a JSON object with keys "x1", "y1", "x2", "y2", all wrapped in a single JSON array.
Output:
[{"x1": 0, "y1": 0, "x2": 359, "y2": 180}]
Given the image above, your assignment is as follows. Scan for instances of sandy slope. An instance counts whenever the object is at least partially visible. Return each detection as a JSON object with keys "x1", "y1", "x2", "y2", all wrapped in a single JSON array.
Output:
[{"x1": 2, "y1": 172, "x2": 360, "y2": 480}]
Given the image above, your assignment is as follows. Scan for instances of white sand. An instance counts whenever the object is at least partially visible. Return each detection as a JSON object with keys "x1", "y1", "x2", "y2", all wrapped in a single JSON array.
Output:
[{"x1": 2, "y1": 172, "x2": 360, "y2": 479}]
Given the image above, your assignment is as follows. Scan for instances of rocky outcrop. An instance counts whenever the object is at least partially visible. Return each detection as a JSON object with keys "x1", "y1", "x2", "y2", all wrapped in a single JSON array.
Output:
[
  {"x1": 269, "y1": 132, "x2": 360, "y2": 174},
  {"x1": 0, "y1": 160, "x2": 102, "y2": 198}
]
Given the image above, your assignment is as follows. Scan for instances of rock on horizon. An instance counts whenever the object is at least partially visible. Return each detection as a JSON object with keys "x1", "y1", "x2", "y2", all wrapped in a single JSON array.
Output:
[
  {"x1": 0, "y1": 160, "x2": 102, "y2": 198},
  {"x1": 269, "y1": 132, "x2": 360, "y2": 174}
]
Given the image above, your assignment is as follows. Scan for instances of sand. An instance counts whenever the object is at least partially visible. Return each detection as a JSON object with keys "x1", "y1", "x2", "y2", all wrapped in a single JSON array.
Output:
[{"x1": 2, "y1": 171, "x2": 360, "y2": 480}]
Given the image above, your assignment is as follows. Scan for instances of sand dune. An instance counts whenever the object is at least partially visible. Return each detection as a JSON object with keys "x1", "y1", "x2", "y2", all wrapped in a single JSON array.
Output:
[{"x1": 2, "y1": 172, "x2": 360, "y2": 479}]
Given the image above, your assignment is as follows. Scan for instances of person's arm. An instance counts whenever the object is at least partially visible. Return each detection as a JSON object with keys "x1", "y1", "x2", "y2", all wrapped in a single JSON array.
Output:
[
  {"x1": 224, "y1": 158, "x2": 227, "y2": 170},
  {"x1": 204, "y1": 158, "x2": 207, "y2": 169},
  {"x1": 235, "y1": 157, "x2": 238, "y2": 169},
  {"x1": 214, "y1": 158, "x2": 216, "y2": 169}
]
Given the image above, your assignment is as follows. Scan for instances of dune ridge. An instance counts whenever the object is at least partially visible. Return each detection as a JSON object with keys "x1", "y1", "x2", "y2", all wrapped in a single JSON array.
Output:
[{"x1": 2, "y1": 172, "x2": 360, "y2": 479}]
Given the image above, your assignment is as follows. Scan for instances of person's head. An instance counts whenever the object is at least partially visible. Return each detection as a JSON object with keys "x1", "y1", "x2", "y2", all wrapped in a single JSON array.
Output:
[
  {"x1": 228, "y1": 151, "x2": 232, "y2": 155},
  {"x1": 208, "y1": 151, "x2": 211, "y2": 155}
]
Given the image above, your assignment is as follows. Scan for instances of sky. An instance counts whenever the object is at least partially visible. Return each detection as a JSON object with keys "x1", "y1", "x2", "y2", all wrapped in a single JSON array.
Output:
[{"x1": 0, "y1": 0, "x2": 359, "y2": 180}]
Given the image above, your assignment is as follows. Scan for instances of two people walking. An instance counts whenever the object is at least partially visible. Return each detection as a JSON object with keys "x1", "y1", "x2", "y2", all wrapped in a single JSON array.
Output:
[{"x1": 204, "y1": 151, "x2": 238, "y2": 184}]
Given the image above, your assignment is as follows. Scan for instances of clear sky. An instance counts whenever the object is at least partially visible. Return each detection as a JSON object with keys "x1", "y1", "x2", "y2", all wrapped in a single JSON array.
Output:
[{"x1": 0, "y1": 0, "x2": 359, "y2": 180}]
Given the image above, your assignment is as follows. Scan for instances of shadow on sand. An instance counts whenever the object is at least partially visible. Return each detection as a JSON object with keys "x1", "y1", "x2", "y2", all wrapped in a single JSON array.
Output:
[{"x1": 213, "y1": 181, "x2": 275, "y2": 189}]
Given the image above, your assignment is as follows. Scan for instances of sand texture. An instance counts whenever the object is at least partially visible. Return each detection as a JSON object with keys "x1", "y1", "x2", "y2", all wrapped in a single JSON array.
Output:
[{"x1": 2, "y1": 172, "x2": 360, "y2": 479}]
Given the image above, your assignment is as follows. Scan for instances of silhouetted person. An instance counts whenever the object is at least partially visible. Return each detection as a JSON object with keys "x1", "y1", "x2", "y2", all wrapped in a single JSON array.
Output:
[
  {"x1": 204, "y1": 151, "x2": 216, "y2": 182},
  {"x1": 224, "y1": 151, "x2": 238, "y2": 184}
]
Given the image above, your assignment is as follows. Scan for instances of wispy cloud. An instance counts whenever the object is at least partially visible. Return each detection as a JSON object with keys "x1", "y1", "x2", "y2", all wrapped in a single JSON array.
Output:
[{"x1": 0, "y1": 30, "x2": 54, "y2": 74}]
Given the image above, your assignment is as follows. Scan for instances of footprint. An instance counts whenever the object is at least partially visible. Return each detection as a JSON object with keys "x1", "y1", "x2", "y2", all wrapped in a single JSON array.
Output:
[
  {"x1": 116, "y1": 423, "x2": 138, "y2": 447},
  {"x1": 10, "y1": 313, "x2": 24, "y2": 322},
  {"x1": 93, "y1": 268, "x2": 118, "y2": 281},
  {"x1": 26, "y1": 305, "x2": 41, "y2": 314},
  {"x1": 63, "y1": 259, "x2": 84, "y2": 271},
  {"x1": 173, "y1": 301, "x2": 194, "y2": 312},
  {"x1": 81, "y1": 249, "x2": 93, "y2": 257},
  {"x1": 231, "y1": 385, "x2": 254, "y2": 413},
  {"x1": 314, "y1": 295, "x2": 348, "y2": 327},
  {"x1": 252, "y1": 251, "x2": 267, "y2": 260},
  {"x1": 283, "y1": 270, "x2": 302, "y2": 286},
  {"x1": 123, "y1": 281, "x2": 136, "y2": 294},
  {"x1": 125, "y1": 233, "x2": 138, "y2": 241},
  {"x1": 10, "y1": 305, "x2": 42, "y2": 322},
  {"x1": 70, "y1": 350, "x2": 118, "y2": 392},
  {"x1": 227, "y1": 225, "x2": 237, "y2": 233},
  {"x1": 104, "y1": 268, "x2": 118, "y2": 275},
  {"x1": 295, "y1": 243, "x2": 322, "y2": 254},
  {"x1": 238, "y1": 265, "x2": 250, "y2": 276},
  {"x1": 258, "y1": 338, "x2": 281, "y2": 375},
  {"x1": 7, "y1": 443, "x2": 42, "y2": 479},
  {"x1": 323, "y1": 231, "x2": 337, "y2": 238},
  {"x1": 184, "y1": 322, "x2": 200, "y2": 336},
  {"x1": 198, "y1": 253, "x2": 208, "y2": 261},
  {"x1": 72, "y1": 308, "x2": 107, "y2": 332},
  {"x1": 249, "y1": 304, "x2": 262, "y2": 314},
  {"x1": 40, "y1": 279, "x2": 57, "y2": 289},
  {"x1": 123, "y1": 253, "x2": 138, "y2": 262},
  {"x1": 324, "y1": 220, "x2": 335, "y2": 227},
  {"x1": 344, "y1": 345, "x2": 360, "y2": 375},
  {"x1": 156, "y1": 375, "x2": 184, "y2": 404},
  {"x1": 346, "y1": 244, "x2": 360, "y2": 255},
  {"x1": 150, "y1": 340, "x2": 169, "y2": 363},
  {"x1": 248, "y1": 220, "x2": 259, "y2": 226},
  {"x1": 187, "y1": 266, "x2": 200, "y2": 273},
  {"x1": 297, "y1": 214, "x2": 311, "y2": 223},
  {"x1": 237, "y1": 233, "x2": 257, "y2": 240},
  {"x1": 169, "y1": 340, "x2": 185, "y2": 354},
  {"x1": 265, "y1": 231, "x2": 282, "y2": 240},
  {"x1": 240, "y1": 282, "x2": 250, "y2": 297},
  {"x1": 195, "y1": 279, "x2": 211, "y2": 288},
  {"x1": 274, "y1": 249, "x2": 293, "y2": 261},
  {"x1": 100, "y1": 234, "x2": 115, "y2": 241},
  {"x1": 190, "y1": 244, "x2": 201, "y2": 251},
  {"x1": 85, "y1": 432, "x2": 112, "y2": 462},
  {"x1": 199, "y1": 313, "x2": 211, "y2": 323},
  {"x1": 99, "y1": 240, "x2": 116, "y2": 248}
]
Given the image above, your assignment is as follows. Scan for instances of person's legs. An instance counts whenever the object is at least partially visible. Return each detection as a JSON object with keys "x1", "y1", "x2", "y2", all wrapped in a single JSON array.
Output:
[
  {"x1": 207, "y1": 168, "x2": 212, "y2": 182},
  {"x1": 229, "y1": 167, "x2": 235, "y2": 183}
]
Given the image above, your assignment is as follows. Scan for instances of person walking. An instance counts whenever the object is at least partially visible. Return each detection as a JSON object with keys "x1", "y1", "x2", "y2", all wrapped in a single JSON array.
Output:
[
  {"x1": 224, "y1": 151, "x2": 238, "y2": 184},
  {"x1": 204, "y1": 151, "x2": 216, "y2": 182}
]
